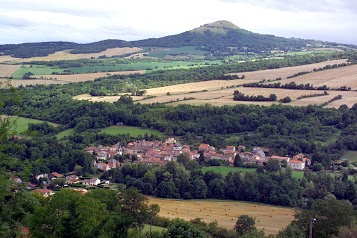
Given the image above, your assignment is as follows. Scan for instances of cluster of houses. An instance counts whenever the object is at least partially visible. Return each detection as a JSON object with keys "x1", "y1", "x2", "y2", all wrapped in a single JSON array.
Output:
[
  {"x1": 85, "y1": 138, "x2": 311, "y2": 172},
  {"x1": 11, "y1": 138, "x2": 310, "y2": 197}
]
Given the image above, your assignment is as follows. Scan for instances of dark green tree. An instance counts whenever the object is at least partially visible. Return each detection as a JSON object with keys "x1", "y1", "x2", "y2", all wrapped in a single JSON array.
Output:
[{"x1": 235, "y1": 215, "x2": 257, "y2": 236}]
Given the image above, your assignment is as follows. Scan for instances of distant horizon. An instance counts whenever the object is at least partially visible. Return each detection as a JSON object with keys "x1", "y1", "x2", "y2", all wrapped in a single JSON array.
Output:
[{"x1": 1, "y1": 0, "x2": 357, "y2": 45}]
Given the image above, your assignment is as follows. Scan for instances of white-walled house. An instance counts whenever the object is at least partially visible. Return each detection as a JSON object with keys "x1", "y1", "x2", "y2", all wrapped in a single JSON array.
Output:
[{"x1": 288, "y1": 159, "x2": 305, "y2": 170}]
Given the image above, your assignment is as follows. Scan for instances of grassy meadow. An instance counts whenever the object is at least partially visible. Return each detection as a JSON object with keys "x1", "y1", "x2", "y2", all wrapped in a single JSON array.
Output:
[
  {"x1": 56, "y1": 128, "x2": 75, "y2": 139},
  {"x1": 99, "y1": 126, "x2": 165, "y2": 137},
  {"x1": 201, "y1": 166, "x2": 305, "y2": 179},
  {"x1": 4, "y1": 116, "x2": 60, "y2": 134}
]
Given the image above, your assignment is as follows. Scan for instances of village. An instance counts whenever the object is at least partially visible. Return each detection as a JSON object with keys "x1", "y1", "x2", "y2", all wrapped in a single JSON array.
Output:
[
  {"x1": 85, "y1": 137, "x2": 311, "y2": 172},
  {"x1": 12, "y1": 138, "x2": 311, "y2": 197}
]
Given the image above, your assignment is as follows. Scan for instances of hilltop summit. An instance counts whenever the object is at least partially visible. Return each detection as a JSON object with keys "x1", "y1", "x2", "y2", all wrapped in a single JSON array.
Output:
[{"x1": 191, "y1": 20, "x2": 241, "y2": 34}]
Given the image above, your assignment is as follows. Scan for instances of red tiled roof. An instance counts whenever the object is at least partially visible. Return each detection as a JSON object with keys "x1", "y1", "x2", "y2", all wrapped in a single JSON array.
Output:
[{"x1": 51, "y1": 172, "x2": 63, "y2": 178}]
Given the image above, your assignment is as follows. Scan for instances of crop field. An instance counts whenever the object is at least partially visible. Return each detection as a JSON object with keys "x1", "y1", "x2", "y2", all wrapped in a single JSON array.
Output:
[
  {"x1": 1, "y1": 47, "x2": 143, "y2": 63},
  {"x1": 280, "y1": 64, "x2": 357, "y2": 90},
  {"x1": 70, "y1": 59, "x2": 355, "y2": 108},
  {"x1": 99, "y1": 126, "x2": 165, "y2": 137},
  {"x1": 148, "y1": 197, "x2": 297, "y2": 235},
  {"x1": 35, "y1": 70, "x2": 145, "y2": 83},
  {"x1": 74, "y1": 94, "x2": 145, "y2": 103},
  {"x1": 1, "y1": 115, "x2": 60, "y2": 134},
  {"x1": 0, "y1": 64, "x2": 21, "y2": 77},
  {"x1": 11, "y1": 65, "x2": 64, "y2": 79},
  {"x1": 0, "y1": 79, "x2": 67, "y2": 88}
]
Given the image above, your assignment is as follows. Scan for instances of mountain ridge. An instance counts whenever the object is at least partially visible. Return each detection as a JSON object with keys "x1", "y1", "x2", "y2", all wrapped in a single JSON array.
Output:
[{"x1": 1, "y1": 20, "x2": 356, "y2": 58}]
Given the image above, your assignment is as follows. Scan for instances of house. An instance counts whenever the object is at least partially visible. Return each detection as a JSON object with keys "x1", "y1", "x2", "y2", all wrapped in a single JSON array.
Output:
[
  {"x1": 32, "y1": 189, "x2": 54, "y2": 197},
  {"x1": 288, "y1": 159, "x2": 306, "y2": 170},
  {"x1": 237, "y1": 145, "x2": 246, "y2": 152},
  {"x1": 225, "y1": 146, "x2": 236, "y2": 152},
  {"x1": 83, "y1": 178, "x2": 101, "y2": 186},
  {"x1": 36, "y1": 174, "x2": 48, "y2": 181},
  {"x1": 50, "y1": 172, "x2": 64, "y2": 180},
  {"x1": 199, "y1": 144, "x2": 210, "y2": 151},
  {"x1": 165, "y1": 138, "x2": 176, "y2": 144},
  {"x1": 108, "y1": 159, "x2": 119, "y2": 169},
  {"x1": 65, "y1": 175, "x2": 79, "y2": 184},
  {"x1": 97, "y1": 162, "x2": 110, "y2": 171}
]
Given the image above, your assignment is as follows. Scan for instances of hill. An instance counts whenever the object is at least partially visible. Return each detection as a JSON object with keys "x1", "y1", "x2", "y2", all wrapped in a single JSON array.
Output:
[{"x1": 1, "y1": 21, "x2": 356, "y2": 58}]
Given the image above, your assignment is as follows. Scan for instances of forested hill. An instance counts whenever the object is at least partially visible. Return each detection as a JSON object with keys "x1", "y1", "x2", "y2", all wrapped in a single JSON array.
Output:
[{"x1": 1, "y1": 20, "x2": 356, "y2": 58}]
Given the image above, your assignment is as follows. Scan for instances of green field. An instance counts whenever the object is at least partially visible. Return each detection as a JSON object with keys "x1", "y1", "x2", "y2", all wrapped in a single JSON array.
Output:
[
  {"x1": 11, "y1": 65, "x2": 64, "y2": 79},
  {"x1": 285, "y1": 50, "x2": 335, "y2": 56},
  {"x1": 12, "y1": 59, "x2": 221, "y2": 77},
  {"x1": 5, "y1": 116, "x2": 59, "y2": 134},
  {"x1": 56, "y1": 128, "x2": 75, "y2": 139},
  {"x1": 147, "y1": 46, "x2": 208, "y2": 58},
  {"x1": 201, "y1": 166, "x2": 305, "y2": 179},
  {"x1": 341, "y1": 150, "x2": 357, "y2": 163},
  {"x1": 99, "y1": 126, "x2": 164, "y2": 137}
]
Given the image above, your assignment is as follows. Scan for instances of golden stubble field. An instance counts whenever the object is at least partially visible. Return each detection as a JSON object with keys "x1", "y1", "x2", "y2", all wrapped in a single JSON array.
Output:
[
  {"x1": 0, "y1": 64, "x2": 21, "y2": 78},
  {"x1": 0, "y1": 47, "x2": 142, "y2": 63},
  {"x1": 148, "y1": 197, "x2": 297, "y2": 235},
  {"x1": 76, "y1": 59, "x2": 357, "y2": 108}
]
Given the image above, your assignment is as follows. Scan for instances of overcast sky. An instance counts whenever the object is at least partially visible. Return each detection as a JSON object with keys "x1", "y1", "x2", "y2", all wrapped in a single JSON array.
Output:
[{"x1": 1, "y1": 0, "x2": 356, "y2": 45}]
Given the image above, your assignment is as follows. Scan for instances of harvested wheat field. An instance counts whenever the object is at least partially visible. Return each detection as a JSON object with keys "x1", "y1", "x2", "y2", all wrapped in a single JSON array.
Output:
[
  {"x1": 0, "y1": 79, "x2": 67, "y2": 88},
  {"x1": 0, "y1": 64, "x2": 21, "y2": 78},
  {"x1": 144, "y1": 59, "x2": 347, "y2": 96},
  {"x1": 148, "y1": 197, "x2": 297, "y2": 235},
  {"x1": 74, "y1": 94, "x2": 144, "y2": 103},
  {"x1": 1, "y1": 47, "x2": 142, "y2": 63},
  {"x1": 36, "y1": 70, "x2": 144, "y2": 83},
  {"x1": 279, "y1": 64, "x2": 357, "y2": 90}
]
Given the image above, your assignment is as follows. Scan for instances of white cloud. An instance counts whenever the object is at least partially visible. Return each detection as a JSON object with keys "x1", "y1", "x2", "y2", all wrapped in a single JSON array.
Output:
[{"x1": 0, "y1": 0, "x2": 356, "y2": 44}]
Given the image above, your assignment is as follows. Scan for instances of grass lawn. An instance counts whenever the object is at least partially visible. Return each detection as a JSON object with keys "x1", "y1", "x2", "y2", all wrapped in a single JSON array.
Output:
[
  {"x1": 99, "y1": 126, "x2": 164, "y2": 137},
  {"x1": 5, "y1": 116, "x2": 60, "y2": 134},
  {"x1": 341, "y1": 150, "x2": 357, "y2": 163},
  {"x1": 56, "y1": 128, "x2": 75, "y2": 139}
]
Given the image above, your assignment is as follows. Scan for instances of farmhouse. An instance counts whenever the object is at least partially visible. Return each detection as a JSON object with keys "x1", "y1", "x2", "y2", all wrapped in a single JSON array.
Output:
[
  {"x1": 83, "y1": 178, "x2": 101, "y2": 186},
  {"x1": 288, "y1": 159, "x2": 306, "y2": 170}
]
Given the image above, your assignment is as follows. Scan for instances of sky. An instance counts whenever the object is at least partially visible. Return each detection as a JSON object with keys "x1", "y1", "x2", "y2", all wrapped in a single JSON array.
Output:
[{"x1": 1, "y1": 0, "x2": 356, "y2": 45}]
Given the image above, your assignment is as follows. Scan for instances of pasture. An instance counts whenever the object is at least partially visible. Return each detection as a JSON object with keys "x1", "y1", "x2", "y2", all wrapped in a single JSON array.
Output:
[
  {"x1": 56, "y1": 129, "x2": 75, "y2": 139},
  {"x1": 99, "y1": 126, "x2": 165, "y2": 137},
  {"x1": 148, "y1": 197, "x2": 297, "y2": 235},
  {"x1": 2, "y1": 115, "x2": 60, "y2": 134},
  {"x1": 201, "y1": 166, "x2": 305, "y2": 179}
]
